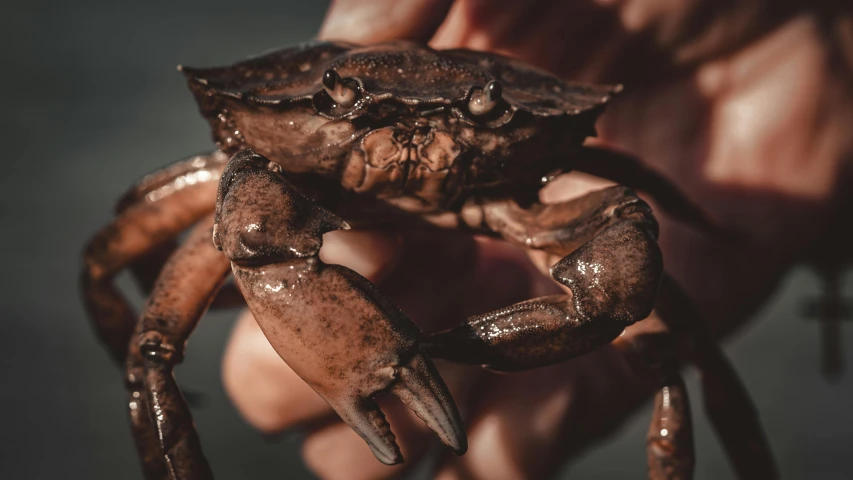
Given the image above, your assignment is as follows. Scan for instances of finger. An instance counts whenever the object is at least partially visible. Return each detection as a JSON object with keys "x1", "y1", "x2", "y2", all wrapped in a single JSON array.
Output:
[
  {"x1": 430, "y1": 0, "x2": 803, "y2": 83},
  {"x1": 301, "y1": 397, "x2": 414, "y2": 480},
  {"x1": 223, "y1": 309, "x2": 330, "y2": 432},
  {"x1": 320, "y1": 228, "x2": 404, "y2": 282},
  {"x1": 223, "y1": 229, "x2": 403, "y2": 431},
  {"x1": 319, "y1": 0, "x2": 454, "y2": 44},
  {"x1": 435, "y1": 363, "x2": 578, "y2": 480},
  {"x1": 435, "y1": 344, "x2": 655, "y2": 480},
  {"x1": 430, "y1": 0, "x2": 625, "y2": 79}
]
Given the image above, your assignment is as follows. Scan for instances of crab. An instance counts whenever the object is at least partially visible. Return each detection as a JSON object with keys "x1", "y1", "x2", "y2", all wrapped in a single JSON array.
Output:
[{"x1": 82, "y1": 41, "x2": 778, "y2": 480}]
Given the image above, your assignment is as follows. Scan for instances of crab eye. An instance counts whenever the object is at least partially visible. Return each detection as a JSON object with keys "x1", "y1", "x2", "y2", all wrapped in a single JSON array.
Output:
[
  {"x1": 322, "y1": 68, "x2": 357, "y2": 109},
  {"x1": 468, "y1": 80, "x2": 502, "y2": 116}
]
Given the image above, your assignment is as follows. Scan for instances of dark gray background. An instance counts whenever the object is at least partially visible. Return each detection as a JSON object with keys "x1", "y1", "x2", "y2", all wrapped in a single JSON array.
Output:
[{"x1": 2, "y1": 1, "x2": 851, "y2": 479}]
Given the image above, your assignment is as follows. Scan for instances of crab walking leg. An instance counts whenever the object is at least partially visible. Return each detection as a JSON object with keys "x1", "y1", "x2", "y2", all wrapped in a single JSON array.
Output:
[
  {"x1": 127, "y1": 214, "x2": 230, "y2": 480},
  {"x1": 127, "y1": 239, "x2": 245, "y2": 311},
  {"x1": 127, "y1": 331, "x2": 176, "y2": 480},
  {"x1": 612, "y1": 321, "x2": 696, "y2": 479},
  {"x1": 125, "y1": 358, "x2": 170, "y2": 480},
  {"x1": 646, "y1": 370, "x2": 694, "y2": 480},
  {"x1": 115, "y1": 152, "x2": 244, "y2": 308},
  {"x1": 114, "y1": 151, "x2": 229, "y2": 213},
  {"x1": 215, "y1": 150, "x2": 466, "y2": 465},
  {"x1": 425, "y1": 186, "x2": 663, "y2": 370},
  {"x1": 81, "y1": 153, "x2": 226, "y2": 363},
  {"x1": 128, "y1": 240, "x2": 180, "y2": 295},
  {"x1": 654, "y1": 276, "x2": 778, "y2": 479},
  {"x1": 127, "y1": 239, "x2": 245, "y2": 312}
]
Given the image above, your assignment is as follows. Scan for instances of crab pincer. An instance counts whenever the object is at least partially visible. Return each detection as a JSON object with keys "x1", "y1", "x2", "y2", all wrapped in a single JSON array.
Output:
[{"x1": 213, "y1": 150, "x2": 466, "y2": 464}]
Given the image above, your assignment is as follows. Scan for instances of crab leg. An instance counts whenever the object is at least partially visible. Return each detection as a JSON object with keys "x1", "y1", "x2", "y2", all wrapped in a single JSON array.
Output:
[
  {"x1": 611, "y1": 317, "x2": 696, "y2": 479},
  {"x1": 430, "y1": 187, "x2": 775, "y2": 479},
  {"x1": 214, "y1": 150, "x2": 466, "y2": 465},
  {"x1": 424, "y1": 187, "x2": 695, "y2": 479},
  {"x1": 127, "y1": 213, "x2": 231, "y2": 480},
  {"x1": 616, "y1": 278, "x2": 778, "y2": 479},
  {"x1": 654, "y1": 276, "x2": 778, "y2": 479},
  {"x1": 126, "y1": 236, "x2": 244, "y2": 311},
  {"x1": 647, "y1": 369, "x2": 694, "y2": 479},
  {"x1": 129, "y1": 238, "x2": 245, "y2": 311},
  {"x1": 425, "y1": 186, "x2": 662, "y2": 370},
  {"x1": 81, "y1": 152, "x2": 226, "y2": 363},
  {"x1": 115, "y1": 151, "x2": 245, "y2": 309},
  {"x1": 114, "y1": 152, "x2": 229, "y2": 213}
]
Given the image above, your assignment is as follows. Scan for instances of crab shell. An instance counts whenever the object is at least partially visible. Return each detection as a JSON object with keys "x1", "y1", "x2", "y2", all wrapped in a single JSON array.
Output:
[{"x1": 180, "y1": 40, "x2": 621, "y2": 208}]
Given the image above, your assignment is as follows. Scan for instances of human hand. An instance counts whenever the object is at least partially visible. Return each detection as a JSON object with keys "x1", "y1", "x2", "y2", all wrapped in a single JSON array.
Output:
[{"x1": 222, "y1": 1, "x2": 853, "y2": 479}]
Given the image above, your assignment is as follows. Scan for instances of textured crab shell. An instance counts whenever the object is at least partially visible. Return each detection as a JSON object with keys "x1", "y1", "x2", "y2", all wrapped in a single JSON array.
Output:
[{"x1": 180, "y1": 40, "x2": 621, "y2": 117}]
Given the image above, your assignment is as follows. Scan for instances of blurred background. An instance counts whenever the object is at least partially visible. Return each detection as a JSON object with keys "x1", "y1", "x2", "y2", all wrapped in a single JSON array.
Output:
[{"x1": 2, "y1": 1, "x2": 851, "y2": 478}]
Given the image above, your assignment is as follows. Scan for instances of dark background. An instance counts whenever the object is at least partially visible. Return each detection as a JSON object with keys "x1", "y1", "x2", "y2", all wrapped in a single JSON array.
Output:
[{"x1": 2, "y1": 1, "x2": 852, "y2": 479}]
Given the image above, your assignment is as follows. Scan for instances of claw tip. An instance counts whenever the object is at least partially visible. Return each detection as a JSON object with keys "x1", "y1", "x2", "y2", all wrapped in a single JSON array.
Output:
[{"x1": 447, "y1": 435, "x2": 468, "y2": 456}]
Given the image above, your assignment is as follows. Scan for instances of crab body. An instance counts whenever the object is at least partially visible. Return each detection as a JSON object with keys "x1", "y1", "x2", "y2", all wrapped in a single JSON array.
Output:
[
  {"x1": 182, "y1": 41, "x2": 617, "y2": 213},
  {"x1": 81, "y1": 40, "x2": 778, "y2": 480}
]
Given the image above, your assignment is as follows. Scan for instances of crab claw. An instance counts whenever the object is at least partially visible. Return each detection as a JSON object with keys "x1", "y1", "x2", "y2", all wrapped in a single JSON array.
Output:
[
  {"x1": 215, "y1": 149, "x2": 466, "y2": 464},
  {"x1": 391, "y1": 353, "x2": 467, "y2": 455},
  {"x1": 331, "y1": 352, "x2": 467, "y2": 464}
]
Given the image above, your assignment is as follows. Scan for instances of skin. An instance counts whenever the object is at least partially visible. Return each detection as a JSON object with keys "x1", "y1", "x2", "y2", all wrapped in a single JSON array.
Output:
[{"x1": 221, "y1": 1, "x2": 853, "y2": 480}]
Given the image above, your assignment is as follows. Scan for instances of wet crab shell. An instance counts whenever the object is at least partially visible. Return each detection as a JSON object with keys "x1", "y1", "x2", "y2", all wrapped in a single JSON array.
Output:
[{"x1": 179, "y1": 40, "x2": 622, "y2": 149}]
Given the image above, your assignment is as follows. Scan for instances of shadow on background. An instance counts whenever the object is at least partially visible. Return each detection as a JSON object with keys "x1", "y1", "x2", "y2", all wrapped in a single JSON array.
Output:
[{"x1": 1, "y1": 1, "x2": 851, "y2": 479}]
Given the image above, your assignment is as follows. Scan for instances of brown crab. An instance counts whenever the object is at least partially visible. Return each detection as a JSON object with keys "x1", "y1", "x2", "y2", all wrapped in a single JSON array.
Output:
[{"x1": 82, "y1": 41, "x2": 778, "y2": 479}]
